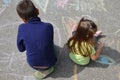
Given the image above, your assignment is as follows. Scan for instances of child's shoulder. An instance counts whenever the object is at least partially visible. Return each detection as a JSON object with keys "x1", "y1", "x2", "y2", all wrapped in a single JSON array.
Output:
[
  {"x1": 18, "y1": 23, "x2": 25, "y2": 29},
  {"x1": 42, "y1": 22, "x2": 53, "y2": 26},
  {"x1": 19, "y1": 23, "x2": 26, "y2": 27},
  {"x1": 41, "y1": 22, "x2": 53, "y2": 29},
  {"x1": 81, "y1": 41, "x2": 92, "y2": 46}
]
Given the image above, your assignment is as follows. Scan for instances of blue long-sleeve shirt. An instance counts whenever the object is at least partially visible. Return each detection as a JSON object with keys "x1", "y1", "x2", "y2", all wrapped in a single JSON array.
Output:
[{"x1": 17, "y1": 17, "x2": 57, "y2": 67}]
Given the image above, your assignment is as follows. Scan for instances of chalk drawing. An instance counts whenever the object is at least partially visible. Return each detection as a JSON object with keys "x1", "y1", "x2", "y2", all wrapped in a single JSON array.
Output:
[
  {"x1": 56, "y1": 0, "x2": 69, "y2": 8},
  {"x1": 33, "y1": 0, "x2": 49, "y2": 13},
  {"x1": 7, "y1": 52, "x2": 25, "y2": 71},
  {"x1": 95, "y1": 55, "x2": 115, "y2": 65},
  {"x1": 73, "y1": 64, "x2": 78, "y2": 80},
  {"x1": 116, "y1": 40, "x2": 120, "y2": 52},
  {"x1": 52, "y1": 23, "x2": 63, "y2": 64},
  {"x1": 54, "y1": 25, "x2": 62, "y2": 46},
  {"x1": 60, "y1": 0, "x2": 107, "y2": 14},
  {"x1": 102, "y1": 35, "x2": 120, "y2": 51},
  {"x1": 0, "y1": 52, "x2": 26, "y2": 72},
  {"x1": 0, "y1": 5, "x2": 6, "y2": 15},
  {"x1": 0, "y1": 21, "x2": 21, "y2": 28},
  {"x1": 8, "y1": 73, "x2": 23, "y2": 78},
  {"x1": 0, "y1": 21, "x2": 26, "y2": 72},
  {"x1": 81, "y1": 0, "x2": 107, "y2": 13},
  {"x1": 108, "y1": 38, "x2": 115, "y2": 47},
  {"x1": 104, "y1": 29, "x2": 120, "y2": 36},
  {"x1": 61, "y1": 15, "x2": 96, "y2": 37},
  {"x1": 2, "y1": 0, "x2": 11, "y2": 5},
  {"x1": 118, "y1": 73, "x2": 120, "y2": 80},
  {"x1": 62, "y1": 16, "x2": 77, "y2": 38},
  {"x1": 0, "y1": 52, "x2": 11, "y2": 63},
  {"x1": 24, "y1": 76, "x2": 35, "y2": 80}
]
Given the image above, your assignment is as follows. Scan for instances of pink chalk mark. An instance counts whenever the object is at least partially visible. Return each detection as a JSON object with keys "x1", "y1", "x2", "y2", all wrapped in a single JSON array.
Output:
[
  {"x1": 68, "y1": 18, "x2": 78, "y2": 32},
  {"x1": 56, "y1": 0, "x2": 68, "y2": 8},
  {"x1": 68, "y1": 19, "x2": 74, "y2": 26}
]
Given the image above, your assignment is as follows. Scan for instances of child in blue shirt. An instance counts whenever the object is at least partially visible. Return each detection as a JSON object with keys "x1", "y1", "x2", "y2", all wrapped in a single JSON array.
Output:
[{"x1": 16, "y1": 0, "x2": 57, "y2": 79}]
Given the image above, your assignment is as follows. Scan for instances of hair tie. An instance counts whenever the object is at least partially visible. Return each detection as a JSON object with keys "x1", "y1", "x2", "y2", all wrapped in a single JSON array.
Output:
[{"x1": 83, "y1": 17, "x2": 87, "y2": 20}]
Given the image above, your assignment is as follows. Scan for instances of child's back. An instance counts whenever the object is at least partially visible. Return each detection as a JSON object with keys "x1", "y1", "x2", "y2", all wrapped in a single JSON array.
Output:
[
  {"x1": 17, "y1": 17, "x2": 57, "y2": 67},
  {"x1": 69, "y1": 41, "x2": 96, "y2": 65},
  {"x1": 16, "y1": 0, "x2": 57, "y2": 79}
]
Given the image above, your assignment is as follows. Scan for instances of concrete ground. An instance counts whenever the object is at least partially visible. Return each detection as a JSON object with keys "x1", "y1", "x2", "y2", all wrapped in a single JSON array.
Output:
[{"x1": 0, "y1": 0, "x2": 120, "y2": 80}]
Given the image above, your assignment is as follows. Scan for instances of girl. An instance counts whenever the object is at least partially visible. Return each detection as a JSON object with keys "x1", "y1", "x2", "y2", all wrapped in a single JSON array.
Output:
[{"x1": 66, "y1": 17, "x2": 103, "y2": 65}]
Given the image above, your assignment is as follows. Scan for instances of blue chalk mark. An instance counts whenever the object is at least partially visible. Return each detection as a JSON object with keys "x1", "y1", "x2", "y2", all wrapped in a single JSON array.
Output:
[
  {"x1": 2, "y1": 0, "x2": 11, "y2": 4},
  {"x1": 95, "y1": 55, "x2": 115, "y2": 65}
]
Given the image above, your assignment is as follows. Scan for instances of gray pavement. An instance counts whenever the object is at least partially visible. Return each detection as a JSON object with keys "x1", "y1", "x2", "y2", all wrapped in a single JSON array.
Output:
[{"x1": 0, "y1": 0, "x2": 120, "y2": 80}]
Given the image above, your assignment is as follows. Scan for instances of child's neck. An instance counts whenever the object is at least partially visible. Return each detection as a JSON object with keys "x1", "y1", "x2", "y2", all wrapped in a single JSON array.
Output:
[{"x1": 21, "y1": 18, "x2": 27, "y2": 23}]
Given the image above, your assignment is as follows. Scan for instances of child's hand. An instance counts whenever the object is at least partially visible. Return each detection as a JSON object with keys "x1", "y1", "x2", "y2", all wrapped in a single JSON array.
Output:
[
  {"x1": 97, "y1": 41, "x2": 103, "y2": 49},
  {"x1": 94, "y1": 30, "x2": 102, "y2": 37}
]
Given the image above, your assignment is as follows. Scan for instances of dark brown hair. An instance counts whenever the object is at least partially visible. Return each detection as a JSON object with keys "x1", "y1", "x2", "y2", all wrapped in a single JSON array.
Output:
[
  {"x1": 16, "y1": 0, "x2": 38, "y2": 21},
  {"x1": 66, "y1": 17, "x2": 97, "y2": 57}
]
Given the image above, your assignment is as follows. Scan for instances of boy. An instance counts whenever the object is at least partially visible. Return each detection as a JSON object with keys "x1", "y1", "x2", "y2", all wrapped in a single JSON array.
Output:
[{"x1": 16, "y1": 0, "x2": 57, "y2": 79}]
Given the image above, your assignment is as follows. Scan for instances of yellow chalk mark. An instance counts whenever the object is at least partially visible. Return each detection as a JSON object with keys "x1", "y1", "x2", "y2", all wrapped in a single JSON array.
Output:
[
  {"x1": 118, "y1": 73, "x2": 120, "y2": 80},
  {"x1": 73, "y1": 64, "x2": 78, "y2": 80},
  {"x1": 62, "y1": 17, "x2": 78, "y2": 80},
  {"x1": 62, "y1": 17, "x2": 76, "y2": 38}
]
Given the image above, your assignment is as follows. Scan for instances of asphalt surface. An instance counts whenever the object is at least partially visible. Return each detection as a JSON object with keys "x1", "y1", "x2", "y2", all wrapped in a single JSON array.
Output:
[{"x1": 0, "y1": 0, "x2": 120, "y2": 80}]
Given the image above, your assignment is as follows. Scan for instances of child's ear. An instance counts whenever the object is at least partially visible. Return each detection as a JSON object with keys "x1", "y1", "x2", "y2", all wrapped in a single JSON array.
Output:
[{"x1": 36, "y1": 8, "x2": 39, "y2": 15}]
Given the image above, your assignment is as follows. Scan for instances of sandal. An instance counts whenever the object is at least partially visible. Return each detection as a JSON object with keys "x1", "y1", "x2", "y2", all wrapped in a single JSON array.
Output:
[{"x1": 34, "y1": 67, "x2": 54, "y2": 80}]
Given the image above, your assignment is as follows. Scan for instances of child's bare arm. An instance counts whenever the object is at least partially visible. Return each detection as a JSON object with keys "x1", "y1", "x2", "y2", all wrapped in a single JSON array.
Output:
[
  {"x1": 90, "y1": 42, "x2": 103, "y2": 60},
  {"x1": 72, "y1": 23, "x2": 78, "y2": 32}
]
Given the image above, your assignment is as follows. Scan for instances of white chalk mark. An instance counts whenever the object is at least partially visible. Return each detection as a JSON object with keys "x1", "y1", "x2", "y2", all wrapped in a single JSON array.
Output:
[
  {"x1": 8, "y1": 73, "x2": 23, "y2": 77},
  {"x1": 63, "y1": 0, "x2": 107, "y2": 14},
  {"x1": 24, "y1": 76, "x2": 35, "y2": 80},
  {"x1": 80, "y1": 0, "x2": 107, "y2": 13},
  {"x1": 0, "y1": 52, "x2": 14, "y2": 63},
  {"x1": 56, "y1": 0, "x2": 68, "y2": 8},
  {"x1": 33, "y1": 0, "x2": 49, "y2": 13},
  {"x1": 75, "y1": 0, "x2": 79, "y2": 11},
  {"x1": 2, "y1": 0, "x2": 11, "y2": 5},
  {"x1": 7, "y1": 52, "x2": 16, "y2": 71},
  {"x1": 114, "y1": 29, "x2": 120, "y2": 34},
  {"x1": 0, "y1": 21, "x2": 21, "y2": 28},
  {"x1": 0, "y1": 57, "x2": 9, "y2": 62},
  {"x1": 52, "y1": 23, "x2": 62, "y2": 64},
  {"x1": 54, "y1": 26, "x2": 62, "y2": 46},
  {"x1": 0, "y1": 5, "x2": 6, "y2": 15},
  {"x1": 8, "y1": 52, "x2": 26, "y2": 71},
  {"x1": 0, "y1": 21, "x2": 26, "y2": 71},
  {"x1": 103, "y1": 29, "x2": 120, "y2": 36}
]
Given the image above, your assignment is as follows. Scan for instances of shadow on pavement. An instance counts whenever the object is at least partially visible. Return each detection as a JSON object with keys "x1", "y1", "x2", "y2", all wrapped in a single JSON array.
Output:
[{"x1": 49, "y1": 44, "x2": 120, "y2": 79}]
